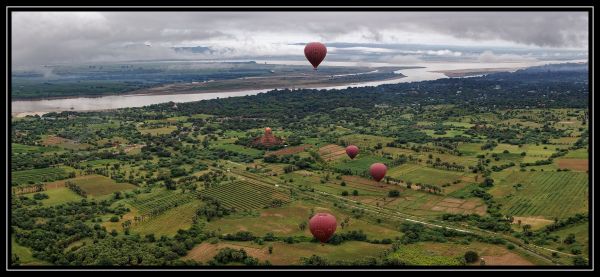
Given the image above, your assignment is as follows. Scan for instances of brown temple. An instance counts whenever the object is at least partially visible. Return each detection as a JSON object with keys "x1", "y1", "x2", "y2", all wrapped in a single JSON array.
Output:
[{"x1": 252, "y1": 127, "x2": 284, "y2": 147}]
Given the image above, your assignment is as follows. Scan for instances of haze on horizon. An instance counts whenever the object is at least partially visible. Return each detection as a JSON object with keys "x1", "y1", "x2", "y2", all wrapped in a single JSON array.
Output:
[{"x1": 11, "y1": 11, "x2": 589, "y2": 68}]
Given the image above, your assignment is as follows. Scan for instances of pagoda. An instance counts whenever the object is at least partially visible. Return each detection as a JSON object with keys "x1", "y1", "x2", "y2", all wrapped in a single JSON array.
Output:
[{"x1": 252, "y1": 127, "x2": 284, "y2": 148}]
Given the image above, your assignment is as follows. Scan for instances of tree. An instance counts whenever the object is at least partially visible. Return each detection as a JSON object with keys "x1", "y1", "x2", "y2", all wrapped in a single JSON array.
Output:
[
  {"x1": 464, "y1": 251, "x2": 479, "y2": 263},
  {"x1": 299, "y1": 221, "x2": 307, "y2": 231},
  {"x1": 388, "y1": 190, "x2": 400, "y2": 197},
  {"x1": 522, "y1": 224, "x2": 532, "y2": 236},
  {"x1": 564, "y1": 233, "x2": 576, "y2": 244},
  {"x1": 341, "y1": 190, "x2": 349, "y2": 196},
  {"x1": 572, "y1": 256, "x2": 588, "y2": 266},
  {"x1": 268, "y1": 245, "x2": 273, "y2": 254},
  {"x1": 352, "y1": 190, "x2": 358, "y2": 196},
  {"x1": 301, "y1": 255, "x2": 328, "y2": 266}
]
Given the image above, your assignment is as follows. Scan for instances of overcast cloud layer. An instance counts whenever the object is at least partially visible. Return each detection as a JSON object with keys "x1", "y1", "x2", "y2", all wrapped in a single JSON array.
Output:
[{"x1": 11, "y1": 11, "x2": 589, "y2": 66}]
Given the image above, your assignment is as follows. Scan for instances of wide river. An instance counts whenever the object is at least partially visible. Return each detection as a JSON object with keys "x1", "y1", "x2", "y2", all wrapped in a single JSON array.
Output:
[{"x1": 11, "y1": 60, "x2": 581, "y2": 117}]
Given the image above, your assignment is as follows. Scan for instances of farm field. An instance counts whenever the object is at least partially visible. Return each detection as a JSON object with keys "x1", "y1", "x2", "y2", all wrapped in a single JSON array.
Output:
[
  {"x1": 332, "y1": 155, "x2": 392, "y2": 174},
  {"x1": 184, "y1": 240, "x2": 389, "y2": 265},
  {"x1": 12, "y1": 167, "x2": 69, "y2": 185},
  {"x1": 213, "y1": 143, "x2": 264, "y2": 157},
  {"x1": 489, "y1": 171, "x2": 588, "y2": 219},
  {"x1": 9, "y1": 60, "x2": 590, "y2": 267},
  {"x1": 137, "y1": 125, "x2": 177, "y2": 135},
  {"x1": 69, "y1": 175, "x2": 137, "y2": 197},
  {"x1": 318, "y1": 144, "x2": 347, "y2": 161},
  {"x1": 386, "y1": 242, "x2": 536, "y2": 266},
  {"x1": 337, "y1": 134, "x2": 394, "y2": 149},
  {"x1": 200, "y1": 179, "x2": 290, "y2": 211},
  {"x1": 132, "y1": 201, "x2": 203, "y2": 236},
  {"x1": 555, "y1": 159, "x2": 588, "y2": 172},
  {"x1": 25, "y1": 187, "x2": 83, "y2": 206},
  {"x1": 41, "y1": 135, "x2": 91, "y2": 150},
  {"x1": 387, "y1": 163, "x2": 471, "y2": 186},
  {"x1": 265, "y1": 144, "x2": 311, "y2": 156},
  {"x1": 12, "y1": 143, "x2": 56, "y2": 154}
]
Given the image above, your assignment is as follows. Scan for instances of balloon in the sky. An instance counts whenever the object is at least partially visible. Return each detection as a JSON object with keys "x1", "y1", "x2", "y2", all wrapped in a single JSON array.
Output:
[
  {"x1": 309, "y1": 213, "x2": 337, "y2": 243},
  {"x1": 304, "y1": 42, "x2": 327, "y2": 70},
  {"x1": 369, "y1": 163, "x2": 387, "y2": 182},
  {"x1": 345, "y1": 145, "x2": 359, "y2": 159}
]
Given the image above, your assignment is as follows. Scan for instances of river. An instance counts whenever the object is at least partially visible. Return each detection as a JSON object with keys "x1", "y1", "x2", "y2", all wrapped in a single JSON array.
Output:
[{"x1": 11, "y1": 59, "x2": 582, "y2": 117}]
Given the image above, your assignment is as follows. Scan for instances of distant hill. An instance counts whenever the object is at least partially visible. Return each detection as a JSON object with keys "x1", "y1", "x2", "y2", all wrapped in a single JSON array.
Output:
[{"x1": 517, "y1": 62, "x2": 588, "y2": 73}]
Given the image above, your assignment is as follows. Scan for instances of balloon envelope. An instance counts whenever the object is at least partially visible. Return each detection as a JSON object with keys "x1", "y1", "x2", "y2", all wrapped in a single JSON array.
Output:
[
  {"x1": 346, "y1": 145, "x2": 359, "y2": 159},
  {"x1": 304, "y1": 42, "x2": 327, "y2": 70},
  {"x1": 370, "y1": 163, "x2": 387, "y2": 182},
  {"x1": 309, "y1": 213, "x2": 337, "y2": 243}
]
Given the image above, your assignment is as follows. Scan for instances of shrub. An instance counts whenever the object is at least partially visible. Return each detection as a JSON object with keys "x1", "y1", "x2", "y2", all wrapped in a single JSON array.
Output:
[{"x1": 464, "y1": 251, "x2": 479, "y2": 263}]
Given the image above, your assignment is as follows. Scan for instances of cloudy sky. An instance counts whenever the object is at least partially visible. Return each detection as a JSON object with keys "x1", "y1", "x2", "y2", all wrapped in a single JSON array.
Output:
[{"x1": 11, "y1": 11, "x2": 589, "y2": 67}]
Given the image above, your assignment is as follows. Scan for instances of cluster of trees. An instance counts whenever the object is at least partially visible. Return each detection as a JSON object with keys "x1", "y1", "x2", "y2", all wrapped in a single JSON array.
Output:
[
  {"x1": 65, "y1": 181, "x2": 87, "y2": 198},
  {"x1": 327, "y1": 230, "x2": 368, "y2": 245},
  {"x1": 264, "y1": 154, "x2": 316, "y2": 170},
  {"x1": 196, "y1": 197, "x2": 231, "y2": 221},
  {"x1": 208, "y1": 247, "x2": 265, "y2": 266}
]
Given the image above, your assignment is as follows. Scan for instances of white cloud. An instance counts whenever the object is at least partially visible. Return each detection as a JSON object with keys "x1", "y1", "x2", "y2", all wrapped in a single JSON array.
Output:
[
  {"x1": 11, "y1": 11, "x2": 588, "y2": 66},
  {"x1": 478, "y1": 50, "x2": 537, "y2": 63}
]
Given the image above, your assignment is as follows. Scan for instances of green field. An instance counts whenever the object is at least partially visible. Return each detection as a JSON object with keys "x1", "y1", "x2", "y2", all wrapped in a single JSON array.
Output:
[
  {"x1": 201, "y1": 179, "x2": 290, "y2": 211},
  {"x1": 70, "y1": 175, "x2": 137, "y2": 197},
  {"x1": 387, "y1": 241, "x2": 536, "y2": 266},
  {"x1": 422, "y1": 129, "x2": 466, "y2": 138},
  {"x1": 213, "y1": 143, "x2": 264, "y2": 157},
  {"x1": 12, "y1": 143, "x2": 55, "y2": 154},
  {"x1": 130, "y1": 190, "x2": 199, "y2": 216},
  {"x1": 138, "y1": 126, "x2": 177, "y2": 135},
  {"x1": 332, "y1": 155, "x2": 391, "y2": 174},
  {"x1": 387, "y1": 163, "x2": 469, "y2": 186},
  {"x1": 81, "y1": 159, "x2": 122, "y2": 167},
  {"x1": 563, "y1": 148, "x2": 589, "y2": 159},
  {"x1": 337, "y1": 134, "x2": 394, "y2": 149},
  {"x1": 12, "y1": 167, "x2": 69, "y2": 185},
  {"x1": 490, "y1": 171, "x2": 588, "y2": 219},
  {"x1": 25, "y1": 187, "x2": 83, "y2": 206},
  {"x1": 132, "y1": 201, "x2": 203, "y2": 236}
]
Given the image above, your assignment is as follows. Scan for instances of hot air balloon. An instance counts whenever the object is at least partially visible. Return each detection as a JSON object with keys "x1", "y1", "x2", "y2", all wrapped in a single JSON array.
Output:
[
  {"x1": 304, "y1": 42, "x2": 327, "y2": 70},
  {"x1": 370, "y1": 163, "x2": 387, "y2": 182},
  {"x1": 346, "y1": 145, "x2": 359, "y2": 159},
  {"x1": 309, "y1": 213, "x2": 337, "y2": 243}
]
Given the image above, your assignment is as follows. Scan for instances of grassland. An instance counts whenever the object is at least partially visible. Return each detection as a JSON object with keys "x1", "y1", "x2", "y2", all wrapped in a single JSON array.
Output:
[
  {"x1": 332, "y1": 155, "x2": 392, "y2": 174},
  {"x1": 184, "y1": 240, "x2": 389, "y2": 265},
  {"x1": 387, "y1": 241, "x2": 535, "y2": 266},
  {"x1": 137, "y1": 126, "x2": 177, "y2": 135},
  {"x1": 70, "y1": 175, "x2": 137, "y2": 197},
  {"x1": 24, "y1": 187, "x2": 83, "y2": 206},
  {"x1": 387, "y1": 163, "x2": 470, "y2": 186}
]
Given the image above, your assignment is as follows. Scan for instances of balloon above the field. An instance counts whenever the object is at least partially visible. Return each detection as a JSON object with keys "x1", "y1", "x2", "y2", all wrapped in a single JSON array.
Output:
[
  {"x1": 370, "y1": 163, "x2": 387, "y2": 182},
  {"x1": 309, "y1": 213, "x2": 337, "y2": 243},
  {"x1": 304, "y1": 42, "x2": 327, "y2": 70},
  {"x1": 345, "y1": 145, "x2": 359, "y2": 159}
]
